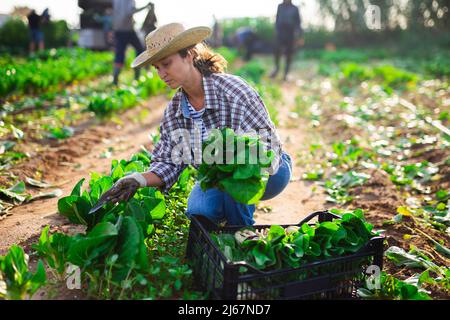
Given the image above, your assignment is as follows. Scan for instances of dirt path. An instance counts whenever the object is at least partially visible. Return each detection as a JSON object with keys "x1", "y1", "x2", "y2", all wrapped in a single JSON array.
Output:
[
  {"x1": 254, "y1": 79, "x2": 330, "y2": 225},
  {"x1": 0, "y1": 96, "x2": 168, "y2": 254}
]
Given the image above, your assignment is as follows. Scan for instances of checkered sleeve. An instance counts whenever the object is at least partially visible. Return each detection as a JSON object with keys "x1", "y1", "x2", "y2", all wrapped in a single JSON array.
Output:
[
  {"x1": 148, "y1": 109, "x2": 187, "y2": 193},
  {"x1": 239, "y1": 91, "x2": 283, "y2": 175}
]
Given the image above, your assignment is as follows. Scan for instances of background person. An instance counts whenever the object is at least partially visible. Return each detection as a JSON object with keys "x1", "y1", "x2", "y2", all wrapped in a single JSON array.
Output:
[
  {"x1": 112, "y1": 0, "x2": 152, "y2": 85},
  {"x1": 94, "y1": 8, "x2": 114, "y2": 48},
  {"x1": 270, "y1": 0, "x2": 304, "y2": 81},
  {"x1": 234, "y1": 26, "x2": 257, "y2": 61},
  {"x1": 27, "y1": 9, "x2": 44, "y2": 53},
  {"x1": 210, "y1": 15, "x2": 223, "y2": 48}
]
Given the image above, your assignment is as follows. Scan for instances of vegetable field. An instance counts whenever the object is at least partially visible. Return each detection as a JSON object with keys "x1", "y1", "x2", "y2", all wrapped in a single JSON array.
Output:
[{"x1": 0, "y1": 44, "x2": 448, "y2": 301}]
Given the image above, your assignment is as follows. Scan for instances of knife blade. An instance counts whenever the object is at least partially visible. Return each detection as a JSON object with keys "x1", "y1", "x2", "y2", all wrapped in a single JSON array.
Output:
[{"x1": 88, "y1": 199, "x2": 108, "y2": 215}]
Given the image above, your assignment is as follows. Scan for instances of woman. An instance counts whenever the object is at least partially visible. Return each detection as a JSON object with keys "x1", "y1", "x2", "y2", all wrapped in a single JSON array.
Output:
[{"x1": 99, "y1": 23, "x2": 292, "y2": 226}]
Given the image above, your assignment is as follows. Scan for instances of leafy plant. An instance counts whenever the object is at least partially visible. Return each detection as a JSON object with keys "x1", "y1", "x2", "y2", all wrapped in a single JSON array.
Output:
[
  {"x1": 32, "y1": 226, "x2": 72, "y2": 278},
  {"x1": 357, "y1": 272, "x2": 431, "y2": 300},
  {"x1": 197, "y1": 128, "x2": 275, "y2": 204},
  {"x1": 385, "y1": 246, "x2": 438, "y2": 270},
  {"x1": 87, "y1": 73, "x2": 165, "y2": 118},
  {"x1": 51, "y1": 149, "x2": 199, "y2": 299},
  {"x1": 57, "y1": 149, "x2": 159, "y2": 231},
  {"x1": 0, "y1": 140, "x2": 24, "y2": 163},
  {"x1": 302, "y1": 169, "x2": 324, "y2": 181},
  {"x1": 330, "y1": 139, "x2": 373, "y2": 168},
  {"x1": 338, "y1": 62, "x2": 418, "y2": 94},
  {"x1": 234, "y1": 60, "x2": 267, "y2": 84},
  {"x1": 1, "y1": 48, "x2": 113, "y2": 98},
  {"x1": 384, "y1": 161, "x2": 439, "y2": 188},
  {"x1": 0, "y1": 245, "x2": 46, "y2": 300},
  {"x1": 324, "y1": 171, "x2": 370, "y2": 204},
  {"x1": 46, "y1": 126, "x2": 74, "y2": 140},
  {"x1": 0, "y1": 181, "x2": 27, "y2": 203}
]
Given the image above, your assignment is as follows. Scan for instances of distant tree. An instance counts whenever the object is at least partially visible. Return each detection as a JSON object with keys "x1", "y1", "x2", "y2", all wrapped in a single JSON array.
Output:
[
  {"x1": 42, "y1": 20, "x2": 70, "y2": 48},
  {"x1": 407, "y1": 0, "x2": 449, "y2": 30},
  {"x1": 0, "y1": 18, "x2": 29, "y2": 53},
  {"x1": 317, "y1": 0, "x2": 449, "y2": 32}
]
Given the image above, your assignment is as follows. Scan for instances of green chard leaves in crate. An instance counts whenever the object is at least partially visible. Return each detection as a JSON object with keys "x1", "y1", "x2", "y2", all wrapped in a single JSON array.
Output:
[
  {"x1": 197, "y1": 128, "x2": 275, "y2": 205},
  {"x1": 211, "y1": 209, "x2": 378, "y2": 272}
]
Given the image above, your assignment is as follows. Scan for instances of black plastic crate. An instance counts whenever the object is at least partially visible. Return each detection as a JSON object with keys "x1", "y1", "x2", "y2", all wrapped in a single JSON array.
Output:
[{"x1": 186, "y1": 210, "x2": 384, "y2": 300}]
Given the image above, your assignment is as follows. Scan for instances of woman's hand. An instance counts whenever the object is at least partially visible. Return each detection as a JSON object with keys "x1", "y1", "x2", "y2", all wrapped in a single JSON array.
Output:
[{"x1": 99, "y1": 172, "x2": 148, "y2": 204}]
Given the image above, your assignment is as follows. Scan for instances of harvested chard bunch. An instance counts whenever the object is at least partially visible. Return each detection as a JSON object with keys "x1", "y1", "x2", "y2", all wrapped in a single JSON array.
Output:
[{"x1": 197, "y1": 128, "x2": 275, "y2": 204}]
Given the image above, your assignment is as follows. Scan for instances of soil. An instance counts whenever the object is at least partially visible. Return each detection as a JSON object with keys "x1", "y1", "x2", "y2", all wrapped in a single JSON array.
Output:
[{"x1": 254, "y1": 80, "x2": 332, "y2": 225}]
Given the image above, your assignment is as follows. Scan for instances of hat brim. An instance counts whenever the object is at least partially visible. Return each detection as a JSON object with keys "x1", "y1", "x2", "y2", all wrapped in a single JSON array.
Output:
[{"x1": 131, "y1": 26, "x2": 211, "y2": 69}]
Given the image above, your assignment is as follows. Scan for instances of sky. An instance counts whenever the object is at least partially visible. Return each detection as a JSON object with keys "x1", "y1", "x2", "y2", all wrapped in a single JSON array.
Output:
[{"x1": 0, "y1": 0, "x2": 320, "y2": 29}]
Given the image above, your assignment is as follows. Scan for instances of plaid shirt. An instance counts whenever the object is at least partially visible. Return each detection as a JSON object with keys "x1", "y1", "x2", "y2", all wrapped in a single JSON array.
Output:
[{"x1": 149, "y1": 73, "x2": 283, "y2": 192}]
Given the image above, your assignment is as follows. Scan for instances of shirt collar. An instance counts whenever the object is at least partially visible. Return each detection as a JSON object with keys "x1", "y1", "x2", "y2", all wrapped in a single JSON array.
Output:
[{"x1": 175, "y1": 75, "x2": 219, "y2": 118}]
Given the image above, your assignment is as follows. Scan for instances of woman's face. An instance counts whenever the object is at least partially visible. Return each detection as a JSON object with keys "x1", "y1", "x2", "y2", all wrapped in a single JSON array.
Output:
[{"x1": 152, "y1": 53, "x2": 193, "y2": 89}]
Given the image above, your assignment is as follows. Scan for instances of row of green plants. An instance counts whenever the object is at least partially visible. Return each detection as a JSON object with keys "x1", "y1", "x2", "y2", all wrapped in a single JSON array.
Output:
[
  {"x1": 336, "y1": 63, "x2": 419, "y2": 95},
  {"x1": 0, "y1": 145, "x2": 203, "y2": 300},
  {"x1": 293, "y1": 66, "x2": 449, "y2": 299},
  {"x1": 304, "y1": 48, "x2": 450, "y2": 78},
  {"x1": 0, "y1": 70, "x2": 167, "y2": 217},
  {"x1": 87, "y1": 73, "x2": 166, "y2": 118},
  {"x1": 1, "y1": 48, "x2": 113, "y2": 98},
  {"x1": 297, "y1": 100, "x2": 448, "y2": 231}
]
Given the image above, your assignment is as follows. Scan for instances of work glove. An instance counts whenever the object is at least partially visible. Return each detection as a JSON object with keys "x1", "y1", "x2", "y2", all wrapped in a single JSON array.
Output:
[{"x1": 98, "y1": 172, "x2": 147, "y2": 204}]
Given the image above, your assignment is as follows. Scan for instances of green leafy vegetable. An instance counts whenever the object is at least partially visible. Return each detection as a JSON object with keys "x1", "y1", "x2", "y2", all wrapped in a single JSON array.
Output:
[
  {"x1": 0, "y1": 245, "x2": 46, "y2": 300},
  {"x1": 211, "y1": 209, "x2": 377, "y2": 271},
  {"x1": 197, "y1": 128, "x2": 275, "y2": 204}
]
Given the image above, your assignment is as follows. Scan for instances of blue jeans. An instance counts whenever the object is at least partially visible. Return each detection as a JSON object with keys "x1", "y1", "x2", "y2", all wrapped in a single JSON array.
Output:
[
  {"x1": 114, "y1": 31, "x2": 144, "y2": 64},
  {"x1": 30, "y1": 29, "x2": 44, "y2": 43},
  {"x1": 186, "y1": 152, "x2": 292, "y2": 226}
]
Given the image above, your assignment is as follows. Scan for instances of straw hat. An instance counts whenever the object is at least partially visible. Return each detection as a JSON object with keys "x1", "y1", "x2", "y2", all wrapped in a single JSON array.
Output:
[{"x1": 131, "y1": 23, "x2": 212, "y2": 68}]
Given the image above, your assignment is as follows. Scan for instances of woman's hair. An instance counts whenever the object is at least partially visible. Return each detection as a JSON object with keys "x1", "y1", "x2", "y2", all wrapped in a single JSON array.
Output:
[{"x1": 178, "y1": 43, "x2": 227, "y2": 76}]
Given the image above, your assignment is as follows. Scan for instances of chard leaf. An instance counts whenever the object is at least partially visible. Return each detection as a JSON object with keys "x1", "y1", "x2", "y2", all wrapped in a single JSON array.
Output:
[
  {"x1": 71, "y1": 178, "x2": 85, "y2": 197},
  {"x1": 0, "y1": 181, "x2": 27, "y2": 202},
  {"x1": 26, "y1": 189, "x2": 63, "y2": 202},
  {"x1": 219, "y1": 176, "x2": 267, "y2": 205},
  {"x1": 67, "y1": 222, "x2": 118, "y2": 268},
  {"x1": 25, "y1": 177, "x2": 53, "y2": 188},
  {"x1": 385, "y1": 246, "x2": 438, "y2": 270},
  {"x1": 113, "y1": 216, "x2": 144, "y2": 281},
  {"x1": 57, "y1": 195, "x2": 91, "y2": 226}
]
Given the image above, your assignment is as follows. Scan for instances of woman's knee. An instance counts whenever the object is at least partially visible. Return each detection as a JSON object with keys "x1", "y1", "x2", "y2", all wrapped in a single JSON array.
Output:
[
  {"x1": 186, "y1": 185, "x2": 224, "y2": 223},
  {"x1": 261, "y1": 152, "x2": 292, "y2": 201}
]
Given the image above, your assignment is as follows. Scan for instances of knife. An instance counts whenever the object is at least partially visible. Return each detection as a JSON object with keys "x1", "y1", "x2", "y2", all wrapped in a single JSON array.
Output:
[{"x1": 88, "y1": 198, "x2": 109, "y2": 215}]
